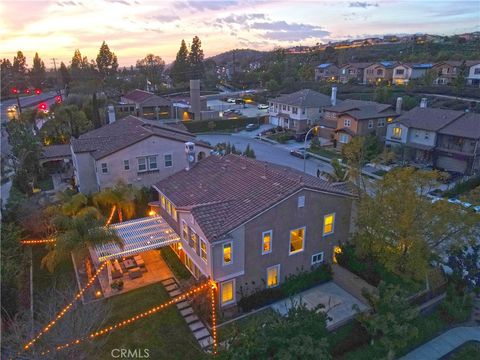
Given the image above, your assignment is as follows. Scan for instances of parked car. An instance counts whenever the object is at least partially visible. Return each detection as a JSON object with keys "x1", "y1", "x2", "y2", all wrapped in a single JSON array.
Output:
[
  {"x1": 246, "y1": 123, "x2": 259, "y2": 131},
  {"x1": 235, "y1": 99, "x2": 245, "y2": 105},
  {"x1": 461, "y1": 201, "x2": 472, "y2": 208},
  {"x1": 226, "y1": 98, "x2": 236, "y2": 103},
  {"x1": 290, "y1": 148, "x2": 310, "y2": 159},
  {"x1": 257, "y1": 104, "x2": 269, "y2": 110}
]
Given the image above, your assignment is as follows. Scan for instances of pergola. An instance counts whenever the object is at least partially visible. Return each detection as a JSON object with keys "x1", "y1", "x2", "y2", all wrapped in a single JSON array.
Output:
[{"x1": 93, "y1": 215, "x2": 180, "y2": 262}]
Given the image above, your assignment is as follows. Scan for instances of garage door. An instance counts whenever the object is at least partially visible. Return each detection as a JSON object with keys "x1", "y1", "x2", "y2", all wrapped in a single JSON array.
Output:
[
  {"x1": 269, "y1": 116, "x2": 279, "y2": 126},
  {"x1": 436, "y1": 156, "x2": 468, "y2": 173}
]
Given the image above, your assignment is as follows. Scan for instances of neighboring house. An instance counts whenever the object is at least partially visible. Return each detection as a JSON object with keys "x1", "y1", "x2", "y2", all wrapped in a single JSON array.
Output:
[
  {"x1": 118, "y1": 89, "x2": 173, "y2": 120},
  {"x1": 363, "y1": 61, "x2": 397, "y2": 84},
  {"x1": 151, "y1": 154, "x2": 354, "y2": 309},
  {"x1": 268, "y1": 89, "x2": 334, "y2": 132},
  {"x1": 385, "y1": 107, "x2": 465, "y2": 167},
  {"x1": 324, "y1": 99, "x2": 399, "y2": 147},
  {"x1": 71, "y1": 115, "x2": 211, "y2": 194},
  {"x1": 466, "y1": 62, "x2": 480, "y2": 87},
  {"x1": 431, "y1": 61, "x2": 480, "y2": 85},
  {"x1": 315, "y1": 63, "x2": 340, "y2": 82},
  {"x1": 435, "y1": 112, "x2": 480, "y2": 174},
  {"x1": 392, "y1": 63, "x2": 433, "y2": 85},
  {"x1": 338, "y1": 62, "x2": 372, "y2": 84}
]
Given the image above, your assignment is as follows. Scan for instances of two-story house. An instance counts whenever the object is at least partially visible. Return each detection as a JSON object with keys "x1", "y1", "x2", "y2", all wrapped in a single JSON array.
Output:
[
  {"x1": 315, "y1": 63, "x2": 340, "y2": 82},
  {"x1": 338, "y1": 62, "x2": 372, "y2": 84},
  {"x1": 392, "y1": 63, "x2": 433, "y2": 85},
  {"x1": 385, "y1": 106, "x2": 465, "y2": 167},
  {"x1": 71, "y1": 115, "x2": 211, "y2": 194},
  {"x1": 150, "y1": 154, "x2": 354, "y2": 309},
  {"x1": 435, "y1": 112, "x2": 480, "y2": 174},
  {"x1": 467, "y1": 61, "x2": 480, "y2": 87},
  {"x1": 323, "y1": 99, "x2": 399, "y2": 147},
  {"x1": 268, "y1": 89, "x2": 333, "y2": 132},
  {"x1": 363, "y1": 61, "x2": 397, "y2": 84},
  {"x1": 118, "y1": 89, "x2": 173, "y2": 120}
]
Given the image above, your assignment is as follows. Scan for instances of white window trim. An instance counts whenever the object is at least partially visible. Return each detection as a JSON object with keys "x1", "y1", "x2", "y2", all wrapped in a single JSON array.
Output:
[
  {"x1": 222, "y1": 241, "x2": 233, "y2": 266},
  {"x1": 266, "y1": 264, "x2": 281, "y2": 288},
  {"x1": 289, "y1": 226, "x2": 306, "y2": 255},
  {"x1": 200, "y1": 238, "x2": 207, "y2": 263},
  {"x1": 311, "y1": 252, "x2": 324, "y2": 265},
  {"x1": 262, "y1": 230, "x2": 273, "y2": 255},
  {"x1": 323, "y1": 213, "x2": 336, "y2": 236},
  {"x1": 101, "y1": 162, "x2": 108, "y2": 174},
  {"x1": 344, "y1": 119, "x2": 351, "y2": 127},
  {"x1": 148, "y1": 155, "x2": 158, "y2": 170},
  {"x1": 190, "y1": 228, "x2": 198, "y2": 252},
  {"x1": 164, "y1": 153, "x2": 173, "y2": 168},
  {"x1": 182, "y1": 220, "x2": 188, "y2": 241},
  {"x1": 220, "y1": 279, "x2": 236, "y2": 306},
  {"x1": 368, "y1": 120, "x2": 374, "y2": 129},
  {"x1": 123, "y1": 159, "x2": 130, "y2": 171},
  {"x1": 298, "y1": 195, "x2": 305, "y2": 208},
  {"x1": 137, "y1": 157, "x2": 147, "y2": 172}
]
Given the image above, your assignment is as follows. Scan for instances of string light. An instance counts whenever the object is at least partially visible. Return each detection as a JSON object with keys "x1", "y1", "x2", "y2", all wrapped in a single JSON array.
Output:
[
  {"x1": 105, "y1": 205, "x2": 117, "y2": 226},
  {"x1": 22, "y1": 262, "x2": 107, "y2": 351},
  {"x1": 209, "y1": 280, "x2": 218, "y2": 356},
  {"x1": 40, "y1": 282, "x2": 211, "y2": 354},
  {"x1": 20, "y1": 239, "x2": 56, "y2": 245}
]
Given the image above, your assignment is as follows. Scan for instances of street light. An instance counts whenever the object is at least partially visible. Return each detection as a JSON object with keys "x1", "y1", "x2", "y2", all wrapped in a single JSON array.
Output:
[{"x1": 303, "y1": 125, "x2": 323, "y2": 174}]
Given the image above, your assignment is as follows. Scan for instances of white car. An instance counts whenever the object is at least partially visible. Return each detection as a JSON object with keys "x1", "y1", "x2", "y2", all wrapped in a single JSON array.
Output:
[
  {"x1": 462, "y1": 202, "x2": 472, "y2": 208},
  {"x1": 257, "y1": 104, "x2": 269, "y2": 110},
  {"x1": 227, "y1": 98, "x2": 236, "y2": 103},
  {"x1": 447, "y1": 198, "x2": 462, "y2": 205},
  {"x1": 473, "y1": 205, "x2": 480, "y2": 213}
]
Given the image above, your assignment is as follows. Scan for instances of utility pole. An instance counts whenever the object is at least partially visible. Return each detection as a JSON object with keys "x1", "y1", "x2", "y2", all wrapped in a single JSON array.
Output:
[{"x1": 51, "y1": 58, "x2": 61, "y2": 96}]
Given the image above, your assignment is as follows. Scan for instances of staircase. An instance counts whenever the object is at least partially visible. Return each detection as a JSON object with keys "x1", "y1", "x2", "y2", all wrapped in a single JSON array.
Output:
[{"x1": 160, "y1": 277, "x2": 214, "y2": 350}]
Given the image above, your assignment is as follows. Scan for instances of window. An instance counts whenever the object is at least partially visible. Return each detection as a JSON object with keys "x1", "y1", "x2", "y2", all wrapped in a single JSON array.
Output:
[
  {"x1": 123, "y1": 160, "x2": 130, "y2": 170},
  {"x1": 292, "y1": 107, "x2": 298, "y2": 114},
  {"x1": 282, "y1": 105, "x2": 286, "y2": 111},
  {"x1": 368, "y1": 120, "x2": 374, "y2": 129},
  {"x1": 223, "y1": 242, "x2": 232, "y2": 265},
  {"x1": 415, "y1": 130, "x2": 420, "y2": 137},
  {"x1": 287, "y1": 106, "x2": 290, "y2": 111},
  {"x1": 339, "y1": 134, "x2": 349, "y2": 144},
  {"x1": 323, "y1": 214, "x2": 335, "y2": 235},
  {"x1": 190, "y1": 229, "x2": 198, "y2": 253},
  {"x1": 376, "y1": 69, "x2": 383, "y2": 76},
  {"x1": 161, "y1": 195, "x2": 166, "y2": 208},
  {"x1": 298, "y1": 195, "x2": 305, "y2": 208},
  {"x1": 312, "y1": 252, "x2": 324, "y2": 265},
  {"x1": 377, "y1": 118, "x2": 385, "y2": 127},
  {"x1": 172, "y1": 206, "x2": 177, "y2": 221},
  {"x1": 200, "y1": 239, "x2": 207, "y2": 262},
  {"x1": 262, "y1": 230, "x2": 272, "y2": 255},
  {"x1": 395, "y1": 69, "x2": 405, "y2": 75},
  {"x1": 289, "y1": 227, "x2": 305, "y2": 255},
  {"x1": 182, "y1": 221, "x2": 188, "y2": 241},
  {"x1": 425, "y1": 132, "x2": 430, "y2": 140},
  {"x1": 101, "y1": 163, "x2": 108, "y2": 174},
  {"x1": 392, "y1": 127, "x2": 402, "y2": 139},
  {"x1": 344, "y1": 119, "x2": 351, "y2": 127},
  {"x1": 138, "y1": 157, "x2": 147, "y2": 172},
  {"x1": 221, "y1": 280, "x2": 234, "y2": 305},
  {"x1": 164, "y1": 154, "x2": 173, "y2": 168},
  {"x1": 166, "y1": 200, "x2": 171, "y2": 215},
  {"x1": 267, "y1": 265, "x2": 280, "y2": 288},
  {"x1": 302, "y1": 108, "x2": 306, "y2": 115},
  {"x1": 148, "y1": 156, "x2": 157, "y2": 170},
  {"x1": 475, "y1": 68, "x2": 480, "y2": 75}
]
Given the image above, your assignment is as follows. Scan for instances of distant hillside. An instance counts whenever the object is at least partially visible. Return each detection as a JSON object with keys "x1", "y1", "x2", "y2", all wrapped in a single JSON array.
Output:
[{"x1": 207, "y1": 49, "x2": 268, "y2": 65}]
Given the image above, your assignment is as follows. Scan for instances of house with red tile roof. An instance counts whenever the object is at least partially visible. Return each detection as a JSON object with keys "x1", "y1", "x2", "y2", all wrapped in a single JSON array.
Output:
[
  {"x1": 150, "y1": 154, "x2": 355, "y2": 309},
  {"x1": 118, "y1": 89, "x2": 173, "y2": 120}
]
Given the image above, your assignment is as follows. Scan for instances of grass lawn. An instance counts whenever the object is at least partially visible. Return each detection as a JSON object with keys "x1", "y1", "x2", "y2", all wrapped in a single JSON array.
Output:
[
  {"x1": 97, "y1": 283, "x2": 207, "y2": 360},
  {"x1": 445, "y1": 341, "x2": 480, "y2": 360},
  {"x1": 308, "y1": 147, "x2": 340, "y2": 160}
]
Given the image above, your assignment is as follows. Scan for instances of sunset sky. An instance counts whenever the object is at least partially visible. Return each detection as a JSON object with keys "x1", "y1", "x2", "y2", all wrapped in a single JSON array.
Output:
[{"x1": 1, "y1": 0, "x2": 479, "y2": 67}]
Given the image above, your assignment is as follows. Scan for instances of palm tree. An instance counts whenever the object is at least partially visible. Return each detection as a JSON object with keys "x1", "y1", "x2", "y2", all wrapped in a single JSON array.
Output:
[
  {"x1": 93, "y1": 181, "x2": 138, "y2": 223},
  {"x1": 58, "y1": 191, "x2": 102, "y2": 219}
]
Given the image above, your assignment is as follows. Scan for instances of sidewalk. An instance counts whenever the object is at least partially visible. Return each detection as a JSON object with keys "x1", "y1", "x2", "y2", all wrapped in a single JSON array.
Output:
[{"x1": 401, "y1": 326, "x2": 480, "y2": 360}]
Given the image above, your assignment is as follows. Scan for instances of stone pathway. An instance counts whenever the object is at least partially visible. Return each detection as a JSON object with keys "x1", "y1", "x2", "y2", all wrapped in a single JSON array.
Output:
[
  {"x1": 160, "y1": 277, "x2": 213, "y2": 350},
  {"x1": 401, "y1": 326, "x2": 480, "y2": 360}
]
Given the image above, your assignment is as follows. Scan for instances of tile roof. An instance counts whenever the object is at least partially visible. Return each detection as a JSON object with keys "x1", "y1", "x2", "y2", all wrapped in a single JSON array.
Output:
[
  {"x1": 270, "y1": 89, "x2": 335, "y2": 108},
  {"x1": 71, "y1": 115, "x2": 210, "y2": 160},
  {"x1": 153, "y1": 154, "x2": 353, "y2": 241},
  {"x1": 396, "y1": 107, "x2": 465, "y2": 131},
  {"x1": 122, "y1": 89, "x2": 172, "y2": 106},
  {"x1": 41, "y1": 144, "x2": 72, "y2": 159},
  {"x1": 325, "y1": 99, "x2": 396, "y2": 120},
  {"x1": 434, "y1": 60, "x2": 480, "y2": 67},
  {"x1": 438, "y1": 112, "x2": 480, "y2": 139},
  {"x1": 340, "y1": 62, "x2": 372, "y2": 69}
]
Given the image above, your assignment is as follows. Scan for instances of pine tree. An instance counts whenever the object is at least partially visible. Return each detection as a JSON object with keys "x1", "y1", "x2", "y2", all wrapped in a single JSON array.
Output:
[
  {"x1": 59, "y1": 61, "x2": 71, "y2": 87},
  {"x1": 30, "y1": 52, "x2": 46, "y2": 88},
  {"x1": 188, "y1": 36, "x2": 205, "y2": 80},
  {"x1": 96, "y1": 41, "x2": 118, "y2": 80},
  {"x1": 71, "y1": 49, "x2": 83, "y2": 70},
  {"x1": 12, "y1": 51, "x2": 27, "y2": 86},
  {"x1": 1, "y1": 59, "x2": 13, "y2": 97},
  {"x1": 171, "y1": 39, "x2": 189, "y2": 85}
]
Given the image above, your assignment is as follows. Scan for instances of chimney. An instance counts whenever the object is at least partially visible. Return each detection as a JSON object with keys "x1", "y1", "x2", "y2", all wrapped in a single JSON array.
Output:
[
  {"x1": 395, "y1": 97, "x2": 403, "y2": 114},
  {"x1": 420, "y1": 98, "x2": 428, "y2": 108},
  {"x1": 190, "y1": 79, "x2": 201, "y2": 120},
  {"x1": 331, "y1": 86, "x2": 337, "y2": 106},
  {"x1": 107, "y1": 105, "x2": 116, "y2": 124},
  {"x1": 185, "y1": 142, "x2": 196, "y2": 170}
]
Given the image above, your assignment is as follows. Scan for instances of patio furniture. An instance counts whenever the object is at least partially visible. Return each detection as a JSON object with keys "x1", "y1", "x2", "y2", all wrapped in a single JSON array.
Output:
[
  {"x1": 128, "y1": 267, "x2": 142, "y2": 279},
  {"x1": 123, "y1": 258, "x2": 136, "y2": 269},
  {"x1": 134, "y1": 255, "x2": 145, "y2": 268}
]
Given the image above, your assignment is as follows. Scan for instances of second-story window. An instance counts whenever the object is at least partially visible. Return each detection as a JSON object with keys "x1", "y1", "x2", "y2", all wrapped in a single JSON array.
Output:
[
  {"x1": 190, "y1": 229, "x2": 198, "y2": 253},
  {"x1": 323, "y1": 213, "x2": 335, "y2": 235},
  {"x1": 425, "y1": 132, "x2": 430, "y2": 140},
  {"x1": 292, "y1": 107, "x2": 298, "y2": 114},
  {"x1": 138, "y1": 158, "x2": 147, "y2": 172},
  {"x1": 377, "y1": 119, "x2": 385, "y2": 127},
  {"x1": 223, "y1": 242, "x2": 232, "y2": 265},
  {"x1": 302, "y1": 108, "x2": 306, "y2": 115},
  {"x1": 282, "y1": 105, "x2": 286, "y2": 111},
  {"x1": 298, "y1": 195, "x2": 305, "y2": 208},
  {"x1": 344, "y1": 119, "x2": 351, "y2": 127},
  {"x1": 172, "y1": 206, "x2": 177, "y2": 221},
  {"x1": 123, "y1": 160, "x2": 130, "y2": 170},
  {"x1": 161, "y1": 194, "x2": 166, "y2": 208},
  {"x1": 262, "y1": 230, "x2": 272, "y2": 255},
  {"x1": 368, "y1": 120, "x2": 374, "y2": 129},
  {"x1": 289, "y1": 227, "x2": 305, "y2": 255},
  {"x1": 200, "y1": 239, "x2": 207, "y2": 262},
  {"x1": 164, "y1": 154, "x2": 173, "y2": 167},
  {"x1": 148, "y1": 156, "x2": 157, "y2": 170},
  {"x1": 392, "y1": 127, "x2": 402, "y2": 139},
  {"x1": 166, "y1": 200, "x2": 171, "y2": 215},
  {"x1": 182, "y1": 221, "x2": 188, "y2": 241},
  {"x1": 101, "y1": 163, "x2": 108, "y2": 174}
]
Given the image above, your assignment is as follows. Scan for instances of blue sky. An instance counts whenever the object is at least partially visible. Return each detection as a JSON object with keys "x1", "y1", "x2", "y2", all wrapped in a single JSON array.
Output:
[{"x1": 0, "y1": 0, "x2": 478, "y2": 66}]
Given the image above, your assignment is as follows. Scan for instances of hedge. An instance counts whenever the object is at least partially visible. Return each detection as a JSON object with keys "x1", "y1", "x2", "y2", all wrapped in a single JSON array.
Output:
[
  {"x1": 183, "y1": 117, "x2": 263, "y2": 133},
  {"x1": 238, "y1": 264, "x2": 332, "y2": 312},
  {"x1": 159, "y1": 247, "x2": 192, "y2": 281}
]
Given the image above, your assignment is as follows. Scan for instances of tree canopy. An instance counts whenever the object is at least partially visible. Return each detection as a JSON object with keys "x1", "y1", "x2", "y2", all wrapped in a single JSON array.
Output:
[
  {"x1": 96, "y1": 41, "x2": 118, "y2": 80},
  {"x1": 188, "y1": 36, "x2": 205, "y2": 80},
  {"x1": 136, "y1": 54, "x2": 165, "y2": 87},
  {"x1": 30, "y1": 52, "x2": 46, "y2": 88},
  {"x1": 171, "y1": 39, "x2": 190, "y2": 85}
]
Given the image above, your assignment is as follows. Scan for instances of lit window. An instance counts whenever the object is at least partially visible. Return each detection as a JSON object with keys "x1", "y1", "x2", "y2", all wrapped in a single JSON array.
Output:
[
  {"x1": 190, "y1": 229, "x2": 198, "y2": 253},
  {"x1": 267, "y1": 265, "x2": 280, "y2": 288},
  {"x1": 161, "y1": 195, "x2": 166, "y2": 208},
  {"x1": 368, "y1": 120, "x2": 374, "y2": 129},
  {"x1": 223, "y1": 242, "x2": 232, "y2": 265},
  {"x1": 148, "y1": 156, "x2": 157, "y2": 170},
  {"x1": 312, "y1": 252, "x2": 324, "y2": 265},
  {"x1": 166, "y1": 200, "x2": 171, "y2": 215},
  {"x1": 392, "y1": 127, "x2": 402, "y2": 139},
  {"x1": 101, "y1": 163, "x2": 108, "y2": 173},
  {"x1": 172, "y1": 206, "x2": 177, "y2": 221},
  {"x1": 289, "y1": 227, "x2": 305, "y2": 254},
  {"x1": 200, "y1": 239, "x2": 207, "y2": 262},
  {"x1": 221, "y1": 280, "x2": 234, "y2": 305},
  {"x1": 387, "y1": 117, "x2": 394, "y2": 123},
  {"x1": 138, "y1": 157, "x2": 147, "y2": 172},
  {"x1": 123, "y1": 160, "x2": 130, "y2": 170},
  {"x1": 164, "y1": 154, "x2": 173, "y2": 167},
  {"x1": 262, "y1": 230, "x2": 272, "y2": 255},
  {"x1": 323, "y1": 214, "x2": 335, "y2": 235},
  {"x1": 182, "y1": 221, "x2": 188, "y2": 241},
  {"x1": 298, "y1": 195, "x2": 305, "y2": 208}
]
